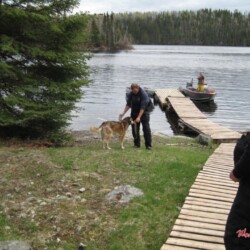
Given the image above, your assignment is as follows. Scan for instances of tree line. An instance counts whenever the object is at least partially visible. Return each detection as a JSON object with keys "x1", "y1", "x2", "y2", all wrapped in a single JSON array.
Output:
[{"x1": 88, "y1": 9, "x2": 250, "y2": 49}]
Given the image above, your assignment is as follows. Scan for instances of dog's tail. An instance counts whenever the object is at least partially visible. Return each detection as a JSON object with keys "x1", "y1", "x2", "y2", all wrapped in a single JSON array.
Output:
[{"x1": 90, "y1": 127, "x2": 102, "y2": 133}]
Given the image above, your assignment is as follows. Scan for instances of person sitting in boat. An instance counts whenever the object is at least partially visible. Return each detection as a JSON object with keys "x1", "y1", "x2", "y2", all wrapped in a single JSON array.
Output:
[{"x1": 197, "y1": 73, "x2": 205, "y2": 92}]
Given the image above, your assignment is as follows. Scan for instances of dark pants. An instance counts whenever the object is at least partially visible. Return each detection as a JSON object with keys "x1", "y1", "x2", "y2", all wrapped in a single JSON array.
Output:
[
  {"x1": 224, "y1": 184, "x2": 250, "y2": 250},
  {"x1": 131, "y1": 112, "x2": 152, "y2": 148}
]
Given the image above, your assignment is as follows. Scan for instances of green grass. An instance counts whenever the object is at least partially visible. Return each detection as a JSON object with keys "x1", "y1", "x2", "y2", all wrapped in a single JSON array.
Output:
[{"x1": 0, "y1": 136, "x2": 214, "y2": 250}]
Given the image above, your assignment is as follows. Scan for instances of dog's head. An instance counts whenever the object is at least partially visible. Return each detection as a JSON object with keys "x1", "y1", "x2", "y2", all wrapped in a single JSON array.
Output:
[{"x1": 122, "y1": 116, "x2": 134, "y2": 125}]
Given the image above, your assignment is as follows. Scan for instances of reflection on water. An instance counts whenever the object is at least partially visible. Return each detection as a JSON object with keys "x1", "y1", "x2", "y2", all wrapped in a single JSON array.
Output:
[
  {"x1": 194, "y1": 101, "x2": 218, "y2": 114},
  {"x1": 71, "y1": 45, "x2": 250, "y2": 135}
]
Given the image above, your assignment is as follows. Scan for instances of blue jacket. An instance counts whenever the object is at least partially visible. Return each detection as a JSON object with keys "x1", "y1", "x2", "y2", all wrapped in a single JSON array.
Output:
[{"x1": 126, "y1": 87, "x2": 149, "y2": 115}]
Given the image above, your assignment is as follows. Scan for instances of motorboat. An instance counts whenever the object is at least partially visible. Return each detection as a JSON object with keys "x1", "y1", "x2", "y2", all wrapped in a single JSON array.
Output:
[{"x1": 179, "y1": 81, "x2": 216, "y2": 102}]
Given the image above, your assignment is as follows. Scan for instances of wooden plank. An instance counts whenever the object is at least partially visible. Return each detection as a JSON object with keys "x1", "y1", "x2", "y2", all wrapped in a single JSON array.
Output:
[
  {"x1": 178, "y1": 214, "x2": 226, "y2": 226},
  {"x1": 203, "y1": 164, "x2": 233, "y2": 170},
  {"x1": 200, "y1": 169, "x2": 231, "y2": 177},
  {"x1": 175, "y1": 219, "x2": 225, "y2": 231},
  {"x1": 211, "y1": 132, "x2": 241, "y2": 140},
  {"x1": 165, "y1": 238, "x2": 225, "y2": 250},
  {"x1": 202, "y1": 168, "x2": 232, "y2": 174},
  {"x1": 180, "y1": 118, "x2": 232, "y2": 131},
  {"x1": 196, "y1": 175, "x2": 238, "y2": 187},
  {"x1": 207, "y1": 153, "x2": 233, "y2": 158},
  {"x1": 185, "y1": 196, "x2": 233, "y2": 208},
  {"x1": 184, "y1": 197, "x2": 232, "y2": 209},
  {"x1": 161, "y1": 244, "x2": 195, "y2": 250},
  {"x1": 193, "y1": 181, "x2": 237, "y2": 192},
  {"x1": 204, "y1": 161, "x2": 232, "y2": 167},
  {"x1": 204, "y1": 163, "x2": 233, "y2": 169},
  {"x1": 205, "y1": 158, "x2": 234, "y2": 164},
  {"x1": 155, "y1": 89, "x2": 185, "y2": 98},
  {"x1": 180, "y1": 208, "x2": 228, "y2": 220},
  {"x1": 168, "y1": 96, "x2": 194, "y2": 104},
  {"x1": 191, "y1": 183, "x2": 237, "y2": 195},
  {"x1": 172, "y1": 225, "x2": 224, "y2": 237},
  {"x1": 208, "y1": 156, "x2": 234, "y2": 161},
  {"x1": 182, "y1": 204, "x2": 229, "y2": 215},
  {"x1": 205, "y1": 161, "x2": 233, "y2": 167},
  {"x1": 184, "y1": 199, "x2": 232, "y2": 210},
  {"x1": 202, "y1": 166, "x2": 232, "y2": 172},
  {"x1": 171, "y1": 111, "x2": 206, "y2": 119},
  {"x1": 176, "y1": 113, "x2": 206, "y2": 119},
  {"x1": 213, "y1": 149, "x2": 235, "y2": 155},
  {"x1": 190, "y1": 186, "x2": 236, "y2": 197},
  {"x1": 208, "y1": 153, "x2": 234, "y2": 158},
  {"x1": 170, "y1": 231, "x2": 224, "y2": 243},
  {"x1": 214, "y1": 146, "x2": 236, "y2": 152},
  {"x1": 198, "y1": 171, "x2": 234, "y2": 180},
  {"x1": 198, "y1": 172, "x2": 232, "y2": 181},
  {"x1": 201, "y1": 167, "x2": 231, "y2": 174},
  {"x1": 180, "y1": 118, "x2": 221, "y2": 127},
  {"x1": 202, "y1": 167, "x2": 232, "y2": 174},
  {"x1": 188, "y1": 192, "x2": 234, "y2": 203},
  {"x1": 195, "y1": 178, "x2": 238, "y2": 190}
]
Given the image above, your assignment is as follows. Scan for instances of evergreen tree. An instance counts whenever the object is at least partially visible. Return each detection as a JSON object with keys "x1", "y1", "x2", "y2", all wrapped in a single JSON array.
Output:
[
  {"x1": 0, "y1": 0, "x2": 89, "y2": 140},
  {"x1": 90, "y1": 18, "x2": 101, "y2": 47}
]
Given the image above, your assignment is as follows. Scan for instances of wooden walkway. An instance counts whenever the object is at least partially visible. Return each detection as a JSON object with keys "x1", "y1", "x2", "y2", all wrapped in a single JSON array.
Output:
[
  {"x1": 161, "y1": 143, "x2": 238, "y2": 250},
  {"x1": 155, "y1": 89, "x2": 241, "y2": 143}
]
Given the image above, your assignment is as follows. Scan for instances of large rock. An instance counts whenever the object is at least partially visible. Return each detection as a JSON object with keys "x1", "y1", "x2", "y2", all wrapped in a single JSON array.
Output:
[
  {"x1": 0, "y1": 241, "x2": 32, "y2": 250},
  {"x1": 196, "y1": 134, "x2": 212, "y2": 145},
  {"x1": 105, "y1": 185, "x2": 144, "y2": 203}
]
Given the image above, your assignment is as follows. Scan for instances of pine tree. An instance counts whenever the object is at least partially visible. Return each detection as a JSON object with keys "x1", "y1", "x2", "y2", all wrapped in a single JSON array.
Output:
[
  {"x1": 0, "y1": 0, "x2": 89, "y2": 140},
  {"x1": 90, "y1": 18, "x2": 101, "y2": 47}
]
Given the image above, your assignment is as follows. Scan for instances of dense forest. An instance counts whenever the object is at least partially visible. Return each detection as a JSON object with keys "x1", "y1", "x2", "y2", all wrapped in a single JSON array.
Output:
[{"x1": 88, "y1": 9, "x2": 250, "y2": 50}]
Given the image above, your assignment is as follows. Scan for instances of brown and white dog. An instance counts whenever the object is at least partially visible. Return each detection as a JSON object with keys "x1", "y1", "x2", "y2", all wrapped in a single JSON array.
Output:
[{"x1": 90, "y1": 117, "x2": 133, "y2": 149}]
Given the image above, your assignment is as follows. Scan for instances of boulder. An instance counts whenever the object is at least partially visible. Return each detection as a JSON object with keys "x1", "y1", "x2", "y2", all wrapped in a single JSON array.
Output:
[
  {"x1": 105, "y1": 185, "x2": 144, "y2": 203},
  {"x1": 0, "y1": 241, "x2": 32, "y2": 250}
]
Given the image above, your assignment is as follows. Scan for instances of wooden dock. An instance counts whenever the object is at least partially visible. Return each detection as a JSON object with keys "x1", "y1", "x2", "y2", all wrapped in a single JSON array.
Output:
[
  {"x1": 154, "y1": 89, "x2": 241, "y2": 143},
  {"x1": 161, "y1": 143, "x2": 238, "y2": 250}
]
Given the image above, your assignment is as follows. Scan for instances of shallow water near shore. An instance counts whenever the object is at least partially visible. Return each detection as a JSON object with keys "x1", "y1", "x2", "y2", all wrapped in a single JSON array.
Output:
[{"x1": 70, "y1": 45, "x2": 250, "y2": 135}]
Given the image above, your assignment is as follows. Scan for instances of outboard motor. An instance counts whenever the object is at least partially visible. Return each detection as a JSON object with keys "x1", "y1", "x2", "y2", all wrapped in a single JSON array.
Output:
[{"x1": 186, "y1": 78, "x2": 193, "y2": 88}]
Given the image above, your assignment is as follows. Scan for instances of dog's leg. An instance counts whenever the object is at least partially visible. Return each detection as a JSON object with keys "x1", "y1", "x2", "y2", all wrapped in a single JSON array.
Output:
[
  {"x1": 101, "y1": 129, "x2": 107, "y2": 149},
  {"x1": 106, "y1": 130, "x2": 113, "y2": 150},
  {"x1": 102, "y1": 140, "x2": 106, "y2": 149},
  {"x1": 119, "y1": 134, "x2": 125, "y2": 150},
  {"x1": 107, "y1": 141, "x2": 111, "y2": 150},
  {"x1": 101, "y1": 126, "x2": 113, "y2": 150},
  {"x1": 106, "y1": 134, "x2": 111, "y2": 150},
  {"x1": 102, "y1": 138, "x2": 111, "y2": 149}
]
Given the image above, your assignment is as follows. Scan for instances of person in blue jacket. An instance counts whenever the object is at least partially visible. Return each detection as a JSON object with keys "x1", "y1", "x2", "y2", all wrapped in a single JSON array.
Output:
[
  {"x1": 224, "y1": 132, "x2": 250, "y2": 249},
  {"x1": 120, "y1": 83, "x2": 152, "y2": 150}
]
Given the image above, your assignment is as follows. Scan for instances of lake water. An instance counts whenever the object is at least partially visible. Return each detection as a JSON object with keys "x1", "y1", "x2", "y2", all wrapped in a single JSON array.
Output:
[{"x1": 70, "y1": 45, "x2": 250, "y2": 136}]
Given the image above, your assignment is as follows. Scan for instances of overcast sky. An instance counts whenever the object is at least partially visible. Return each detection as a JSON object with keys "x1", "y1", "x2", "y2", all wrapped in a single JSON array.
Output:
[{"x1": 77, "y1": 0, "x2": 250, "y2": 14}]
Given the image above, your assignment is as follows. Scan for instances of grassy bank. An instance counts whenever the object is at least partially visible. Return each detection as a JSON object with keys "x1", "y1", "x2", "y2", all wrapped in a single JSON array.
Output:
[{"x1": 0, "y1": 135, "x2": 214, "y2": 250}]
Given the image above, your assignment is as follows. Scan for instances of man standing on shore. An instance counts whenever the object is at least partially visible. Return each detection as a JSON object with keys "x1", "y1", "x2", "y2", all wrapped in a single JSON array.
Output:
[{"x1": 120, "y1": 83, "x2": 152, "y2": 150}]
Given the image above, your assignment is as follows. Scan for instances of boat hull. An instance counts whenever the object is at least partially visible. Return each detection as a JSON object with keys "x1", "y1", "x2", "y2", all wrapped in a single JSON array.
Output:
[{"x1": 179, "y1": 87, "x2": 216, "y2": 102}]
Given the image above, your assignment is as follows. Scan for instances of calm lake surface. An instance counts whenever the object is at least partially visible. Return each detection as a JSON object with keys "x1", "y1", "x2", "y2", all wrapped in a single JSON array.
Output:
[{"x1": 70, "y1": 45, "x2": 250, "y2": 135}]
